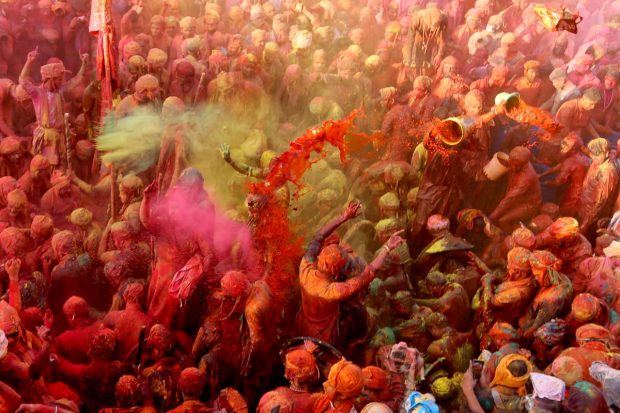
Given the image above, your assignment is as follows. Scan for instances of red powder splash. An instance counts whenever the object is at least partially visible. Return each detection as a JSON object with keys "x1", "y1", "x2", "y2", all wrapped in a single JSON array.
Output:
[
  {"x1": 249, "y1": 111, "x2": 359, "y2": 308},
  {"x1": 506, "y1": 100, "x2": 561, "y2": 137}
]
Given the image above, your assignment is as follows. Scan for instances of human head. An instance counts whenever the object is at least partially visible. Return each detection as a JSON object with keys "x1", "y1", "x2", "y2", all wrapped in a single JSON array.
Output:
[
  {"x1": 490, "y1": 65, "x2": 509, "y2": 87},
  {"x1": 523, "y1": 60, "x2": 540, "y2": 82},
  {"x1": 375, "y1": 218, "x2": 399, "y2": 244},
  {"x1": 549, "y1": 68, "x2": 568, "y2": 91},
  {"x1": 587, "y1": 137, "x2": 609, "y2": 163},
  {"x1": 508, "y1": 146, "x2": 530, "y2": 170},
  {"x1": 573, "y1": 54, "x2": 593, "y2": 75},
  {"x1": 165, "y1": 16, "x2": 179, "y2": 37},
  {"x1": 579, "y1": 87, "x2": 602, "y2": 112},
  {"x1": 51, "y1": 230, "x2": 77, "y2": 260},
  {"x1": 119, "y1": 174, "x2": 143, "y2": 204},
  {"x1": 575, "y1": 324, "x2": 614, "y2": 349},
  {"x1": 548, "y1": 217, "x2": 579, "y2": 244},
  {"x1": 490, "y1": 354, "x2": 532, "y2": 392},
  {"x1": 0, "y1": 227, "x2": 30, "y2": 258},
  {"x1": 511, "y1": 226, "x2": 536, "y2": 249},
  {"x1": 528, "y1": 250, "x2": 560, "y2": 287},
  {"x1": 489, "y1": 322, "x2": 518, "y2": 349},
  {"x1": 251, "y1": 29, "x2": 267, "y2": 51},
  {"x1": 40, "y1": 62, "x2": 67, "y2": 92},
  {"x1": 411, "y1": 75, "x2": 432, "y2": 99},
  {"x1": 179, "y1": 16, "x2": 196, "y2": 38},
  {"x1": 464, "y1": 89, "x2": 485, "y2": 117},
  {"x1": 426, "y1": 312, "x2": 449, "y2": 338},
  {"x1": 134, "y1": 74, "x2": 160, "y2": 105},
  {"x1": 30, "y1": 215, "x2": 53, "y2": 243},
  {"x1": 69, "y1": 207, "x2": 93, "y2": 229},
  {"x1": 29, "y1": 155, "x2": 50, "y2": 180},
  {"x1": 324, "y1": 359, "x2": 364, "y2": 400},
  {"x1": 115, "y1": 375, "x2": 142, "y2": 407},
  {"x1": 146, "y1": 324, "x2": 174, "y2": 359},
  {"x1": 178, "y1": 367, "x2": 205, "y2": 400},
  {"x1": 604, "y1": 70, "x2": 620, "y2": 91},
  {"x1": 317, "y1": 244, "x2": 346, "y2": 276},
  {"x1": 90, "y1": 328, "x2": 116, "y2": 359},
  {"x1": 283, "y1": 346, "x2": 319, "y2": 386},
  {"x1": 150, "y1": 15, "x2": 165, "y2": 37},
  {"x1": 62, "y1": 296, "x2": 90, "y2": 327},
  {"x1": 147, "y1": 48, "x2": 168, "y2": 72},
  {"x1": 426, "y1": 214, "x2": 449, "y2": 237},
  {"x1": 204, "y1": 9, "x2": 220, "y2": 33},
  {"x1": 560, "y1": 133, "x2": 583, "y2": 156},
  {"x1": 220, "y1": 271, "x2": 250, "y2": 299},
  {"x1": 359, "y1": 366, "x2": 389, "y2": 406},
  {"x1": 550, "y1": 356, "x2": 582, "y2": 386},
  {"x1": 378, "y1": 192, "x2": 400, "y2": 218},
  {"x1": 257, "y1": 391, "x2": 293, "y2": 413},
  {"x1": 0, "y1": 137, "x2": 23, "y2": 164},
  {"x1": 123, "y1": 283, "x2": 145, "y2": 307},
  {"x1": 571, "y1": 293, "x2": 601, "y2": 323},
  {"x1": 507, "y1": 247, "x2": 531, "y2": 275},
  {"x1": 6, "y1": 189, "x2": 27, "y2": 218}
]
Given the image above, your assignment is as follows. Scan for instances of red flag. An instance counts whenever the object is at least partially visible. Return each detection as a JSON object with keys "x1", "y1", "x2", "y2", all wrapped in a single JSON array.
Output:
[{"x1": 90, "y1": 0, "x2": 118, "y2": 123}]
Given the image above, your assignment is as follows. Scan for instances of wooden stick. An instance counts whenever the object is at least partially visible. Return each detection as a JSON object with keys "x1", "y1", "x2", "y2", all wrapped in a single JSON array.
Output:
[{"x1": 64, "y1": 113, "x2": 71, "y2": 172}]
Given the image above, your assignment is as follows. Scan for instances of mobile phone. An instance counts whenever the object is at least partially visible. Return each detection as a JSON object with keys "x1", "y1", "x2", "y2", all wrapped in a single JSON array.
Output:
[{"x1": 472, "y1": 360, "x2": 484, "y2": 379}]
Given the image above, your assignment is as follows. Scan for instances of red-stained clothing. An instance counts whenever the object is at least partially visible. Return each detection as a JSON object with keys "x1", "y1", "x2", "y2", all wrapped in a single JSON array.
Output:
[
  {"x1": 470, "y1": 77, "x2": 508, "y2": 109},
  {"x1": 490, "y1": 163, "x2": 542, "y2": 224},
  {"x1": 103, "y1": 304, "x2": 153, "y2": 361},
  {"x1": 510, "y1": 77, "x2": 543, "y2": 106},
  {"x1": 579, "y1": 158, "x2": 619, "y2": 232},
  {"x1": 56, "y1": 321, "x2": 104, "y2": 364},
  {"x1": 551, "y1": 152, "x2": 590, "y2": 217},
  {"x1": 297, "y1": 255, "x2": 375, "y2": 344},
  {"x1": 381, "y1": 104, "x2": 415, "y2": 162},
  {"x1": 40, "y1": 185, "x2": 82, "y2": 230},
  {"x1": 17, "y1": 172, "x2": 50, "y2": 205},
  {"x1": 55, "y1": 357, "x2": 125, "y2": 405},
  {"x1": 489, "y1": 276, "x2": 538, "y2": 325},
  {"x1": 555, "y1": 99, "x2": 593, "y2": 137},
  {"x1": 259, "y1": 387, "x2": 320, "y2": 413},
  {"x1": 558, "y1": 342, "x2": 620, "y2": 385},
  {"x1": 576, "y1": 257, "x2": 620, "y2": 312},
  {"x1": 167, "y1": 400, "x2": 213, "y2": 412}
]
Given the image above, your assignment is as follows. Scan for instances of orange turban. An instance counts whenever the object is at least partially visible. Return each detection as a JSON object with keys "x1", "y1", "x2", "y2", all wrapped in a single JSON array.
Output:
[
  {"x1": 30, "y1": 154, "x2": 50, "y2": 171},
  {"x1": 576, "y1": 323, "x2": 613, "y2": 345},
  {"x1": 51, "y1": 230, "x2": 77, "y2": 259},
  {"x1": 178, "y1": 367, "x2": 206, "y2": 398},
  {"x1": 0, "y1": 137, "x2": 21, "y2": 155},
  {"x1": 325, "y1": 358, "x2": 364, "y2": 399},
  {"x1": 6, "y1": 189, "x2": 27, "y2": 209},
  {"x1": 284, "y1": 347, "x2": 318, "y2": 382},
  {"x1": 490, "y1": 354, "x2": 532, "y2": 395},
  {"x1": 362, "y1": 366, "x2": 389, "y2": 391}
]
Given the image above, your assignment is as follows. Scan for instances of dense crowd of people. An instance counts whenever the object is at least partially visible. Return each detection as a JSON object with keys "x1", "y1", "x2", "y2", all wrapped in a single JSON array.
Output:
[{"x1": 1, "y1": 0, "x2": 620, "y2": 411}]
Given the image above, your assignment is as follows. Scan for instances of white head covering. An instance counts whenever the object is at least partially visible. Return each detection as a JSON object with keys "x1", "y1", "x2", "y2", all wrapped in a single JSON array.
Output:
[
  {"x1": 530, "y1": 372, "x2": 565, "y2": 402},
  {"x1": 590, "y1": 362, "x2": 620, "y2": 408},
  {"x1": 603, "y1": 240, "x2": 620, "y2": 257}
]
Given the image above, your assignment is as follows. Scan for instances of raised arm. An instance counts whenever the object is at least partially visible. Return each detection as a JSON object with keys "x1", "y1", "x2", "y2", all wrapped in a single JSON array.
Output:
[
  {"x1": 305, "y1": 201, "x2": 362, "y2": 262},
  {"x1": 139, "y1": 177, "x2": 159, "y2": 231},
  {"x1": 19, "y1": 49, "x2": 38, "y2": 86},
  {"x1": 219, "y1": 143, "x2": 268, "y2": 179}
]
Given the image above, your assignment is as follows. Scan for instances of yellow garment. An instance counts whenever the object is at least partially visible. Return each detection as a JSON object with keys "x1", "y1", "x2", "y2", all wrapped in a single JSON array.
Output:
[{"x1": 490, "y1": 354, "x2": 532, "y2": 396}]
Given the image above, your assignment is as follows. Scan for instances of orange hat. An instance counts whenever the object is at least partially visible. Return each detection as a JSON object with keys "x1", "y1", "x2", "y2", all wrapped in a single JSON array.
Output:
[
  {"x1": 258, "y1": 390, "x2": 293, "y2": 413},
  {"x1": 0, "y1": 227, "x2": 31, "y2": 257},
  {"x1": 284, "y1": 347, "x2": 318, "y2": 382},
  {"x1": 511, "y1": 227, "x2": 535, "y2": 249},
  {"x1": 490, "y1": 354, "x2": 532, "y2": 395},
  {"x1": 325, "y1": 358, "x2": 364, "y2": 399},
  {"x1": 576, "y1": 323, "x2": 613, "y2": 345},
  {"x1": 362, "y1": 366, "x2": 389, "y2": 391},
  {"x1": 62, "y1": 296, "x2": 89, "y2": 322}
]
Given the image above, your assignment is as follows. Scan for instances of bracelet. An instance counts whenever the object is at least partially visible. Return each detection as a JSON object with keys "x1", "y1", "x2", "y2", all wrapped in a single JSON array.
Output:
[{"x1": 383, "y1": 245, "x2": 391, "y2": 254}]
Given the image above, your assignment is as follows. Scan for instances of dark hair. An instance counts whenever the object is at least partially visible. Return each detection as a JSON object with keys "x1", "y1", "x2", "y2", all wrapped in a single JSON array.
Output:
[{"x1": 508, "y1": 360, "x2": 528, "y2": 377}]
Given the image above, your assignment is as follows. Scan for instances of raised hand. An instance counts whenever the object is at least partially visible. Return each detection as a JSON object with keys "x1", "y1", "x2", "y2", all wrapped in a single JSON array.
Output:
[
  {"x1": 386, "y1": 229, "x2": 406, "y2": 250},
  {"x1": 219, "y1": 143, "x2": 231, "y2": 162},
  {"x1": 342, "y1": 200, "x2": 362, "y2": 220}
]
